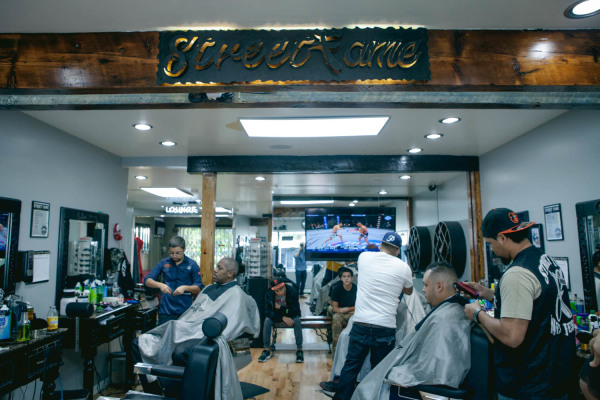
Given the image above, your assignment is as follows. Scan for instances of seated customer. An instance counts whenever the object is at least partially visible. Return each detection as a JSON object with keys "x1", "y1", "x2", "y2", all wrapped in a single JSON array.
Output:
[
  {"x1": 330, "y1": 266, "x2": 357, "y2": 352},
  {"x1": 131, "y1": 257, "x2": 260, "y2": 399},
  {"x1": 351, "y1": 262, "x2": 471, "y2": 400},
  {"x1": 258, "y1": 278, "x2": 304, "y2": 363}
]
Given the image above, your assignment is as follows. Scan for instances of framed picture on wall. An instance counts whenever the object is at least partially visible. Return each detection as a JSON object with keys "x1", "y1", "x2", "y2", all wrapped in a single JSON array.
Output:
[
  {"x1": 30, "y1": 201, "x2": 50, "y2": 238},
  {"x1": 544, "y1": 204, "x2": 564, "y2": 241},
  {"x1": 552, "y1": 256, "x2": 570, "y2": 289},
  {"x1": 530, "y1": 223, "x2": 545, "y2": 253}
]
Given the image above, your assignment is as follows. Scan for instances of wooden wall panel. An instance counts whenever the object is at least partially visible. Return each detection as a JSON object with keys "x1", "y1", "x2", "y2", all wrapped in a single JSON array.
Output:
[{"x1": 1, "y1": 30, "x2": 599, "y2": 93}]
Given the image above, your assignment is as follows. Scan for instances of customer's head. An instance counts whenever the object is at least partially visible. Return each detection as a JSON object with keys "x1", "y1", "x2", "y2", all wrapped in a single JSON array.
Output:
[
  {"x1": 338, "y1": 266, "x2": 354, "y2": 285},
  {"x1": 270, "y1": 279, "x2": 287, "y2": 297},
  {"x1": 213, "y1": 257, "x2": 238, "y2": 284},
  {"x1": 168, "y1": 236, "x2": 186, "y2": 263},
  {"x1": 422, "y1": 262, "x2": 458, "y2": 307}
]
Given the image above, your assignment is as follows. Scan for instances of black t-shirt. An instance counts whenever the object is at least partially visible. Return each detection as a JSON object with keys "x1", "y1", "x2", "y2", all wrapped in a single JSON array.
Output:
[{"x1": 331, "y1": 283, "x2": 357, "y2": 308}]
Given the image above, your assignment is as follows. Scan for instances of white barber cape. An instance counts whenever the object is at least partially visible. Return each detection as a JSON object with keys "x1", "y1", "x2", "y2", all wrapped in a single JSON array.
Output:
[
  {"x1": 138, "y1": 284, "x2": 260, "y2": 400},
  {"x1": 330, "y1": 291, "x2": 429, "y2": 381},
  {"x1": 351, "y1": 300, "x2": 471, "y2": 400}
]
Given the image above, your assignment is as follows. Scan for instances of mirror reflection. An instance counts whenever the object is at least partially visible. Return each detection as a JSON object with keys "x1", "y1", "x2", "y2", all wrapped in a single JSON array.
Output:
[
  {"x1": 56, "y1": 207, "x2": 109, "y2": 305},
  {"x1": 66, "y1": 220, "x2": 106, "y2": 278}
]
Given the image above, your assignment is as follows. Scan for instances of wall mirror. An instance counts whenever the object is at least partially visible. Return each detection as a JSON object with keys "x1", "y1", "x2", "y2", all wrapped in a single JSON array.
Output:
[
  {"x1": 576, "y1": 198, "x2": 600, "y2": 311},
  {"x1": 0, "y1": 196, "x2": 21, "y2": 296},
  {"x1": 55, "y1": 207, "x2": 109, "y2": 305}
]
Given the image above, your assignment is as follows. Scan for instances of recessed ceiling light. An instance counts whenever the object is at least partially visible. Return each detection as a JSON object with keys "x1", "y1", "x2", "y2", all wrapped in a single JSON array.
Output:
[
  {"x1": 400, "y1": 175, "x2": 411, "y2": 180},
  {"x1": 349, "y1": 203, "x2": 356, "y2": 207},
  {"x1": 135, "y1": 175, "x2": 148, "y2": 180},
  {"x1": 240, "y1": 116, "x2": 389, "y2": 138},
  {"x1": 353, "y1": 200, "x2": 358, "y2": 203},
  {"x1": 134, "y1": 123, "x2": 152, "y2": 131},
  {"x1": 379, "y1": 190, "x2": 388, "y2": 195},
  {"x1": 440, "y1": 117, "x2": 461, "y2": 124},
  {"x1": 255, "y1": 176, "x2": 266, "y2": 181},
  {"x1": 160, "y1": 141, "x2": 177, "y2": 147},
  {"x1": 425, "y1": 133, "x2": 444, "y2": 140},
  {"x1": 565, "y1": 0, "x2": 600, "y2": 17},
  {"x1": 141, "y1": 188, "x2": 193, "y2": 198},
  {"x1": 408, "y1": 147, "x2": 422, "y2": 154}
]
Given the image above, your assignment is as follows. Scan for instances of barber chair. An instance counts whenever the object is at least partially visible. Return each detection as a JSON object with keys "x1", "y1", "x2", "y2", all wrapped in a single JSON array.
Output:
[
  {"x1": 390, "y1": 325, "x2": 494, "y2": 400},
  {"x1": 128, "y1": 312, "x2": 269, "y2": 400}
]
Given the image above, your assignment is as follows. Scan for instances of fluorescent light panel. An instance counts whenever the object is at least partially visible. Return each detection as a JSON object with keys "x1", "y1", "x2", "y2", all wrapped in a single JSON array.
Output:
[
  {"x1": 141, "y1": 187, "x2": 194, "y2": 198},
  {"x1": 240, "y1": 116, "x2": 389, "y2": 138},
  {"x1": 280, "y1": 200, "x2": 335, "y2": 205}
]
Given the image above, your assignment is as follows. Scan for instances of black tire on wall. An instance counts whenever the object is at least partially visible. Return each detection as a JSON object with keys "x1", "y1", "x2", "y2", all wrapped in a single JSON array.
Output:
[
  {"x1": 433, "y1": 221, "x2": 467, "y2": 277},
  {"x1": 406, "y1": 226, "x2": 433, "y2": 272}
]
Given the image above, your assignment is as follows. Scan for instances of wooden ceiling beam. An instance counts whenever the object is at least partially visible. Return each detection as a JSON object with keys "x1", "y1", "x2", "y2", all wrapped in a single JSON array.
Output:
[{"x1": 0, "y1": 30, "x2": 599, "y2": 98}]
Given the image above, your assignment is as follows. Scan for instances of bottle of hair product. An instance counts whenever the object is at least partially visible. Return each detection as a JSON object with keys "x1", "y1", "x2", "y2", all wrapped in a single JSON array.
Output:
[
  {"x1": 17, "y1": 305, "x2": 30, "y2": 342},
  {"x1": 47, "y1": 306, "x2": 59, "y2": 332}
]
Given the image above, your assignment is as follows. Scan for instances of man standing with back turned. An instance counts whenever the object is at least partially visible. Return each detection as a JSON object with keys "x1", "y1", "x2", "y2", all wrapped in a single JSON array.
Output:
[
  {"x1": 464, "y1": 208, "x2": 575, "y2": 400},
  {"x1": 333, "y1": 232, "x2": 413, "y2": 400}
]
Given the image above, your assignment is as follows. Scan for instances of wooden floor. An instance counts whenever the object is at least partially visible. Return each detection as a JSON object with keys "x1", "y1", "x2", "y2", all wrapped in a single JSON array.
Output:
[
  {"x1": 99, "y1": 296, "x2": 334, "y2": 400},
  {"x1": 237, "y1": 296, "x2": 333, "y2": 400}
]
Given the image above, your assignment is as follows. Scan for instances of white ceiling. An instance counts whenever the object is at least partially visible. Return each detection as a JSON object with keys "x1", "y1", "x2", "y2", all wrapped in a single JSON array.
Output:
[
  {"x1": 7, "y1": 0, "x2": 594, "y2": 217},
  {"x1": 2, "y1": 0, "x2": 599, "y2": 32}
]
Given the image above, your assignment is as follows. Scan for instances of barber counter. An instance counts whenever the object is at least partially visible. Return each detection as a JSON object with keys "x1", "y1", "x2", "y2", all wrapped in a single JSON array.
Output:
[
  {"x1": 60, "y1": 303, "x2": 158, "y2": 398},
  {"x1": 0, "y1": 328, "x2": 67, "y2": 399}
]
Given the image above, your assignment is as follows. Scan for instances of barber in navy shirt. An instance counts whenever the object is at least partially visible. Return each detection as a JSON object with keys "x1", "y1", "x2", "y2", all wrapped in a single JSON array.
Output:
[{"x1": 144, "y1": 236, "x2": 204, "y2": 325}]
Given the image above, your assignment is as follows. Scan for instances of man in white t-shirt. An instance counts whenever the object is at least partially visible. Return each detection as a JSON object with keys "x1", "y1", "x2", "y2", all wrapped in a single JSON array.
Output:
[{"x1": 333, "y1": 232, "x2": 413, "y2": 400}]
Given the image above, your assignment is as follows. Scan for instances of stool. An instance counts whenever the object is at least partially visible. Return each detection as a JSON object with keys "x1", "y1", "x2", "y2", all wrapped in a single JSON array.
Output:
[{"x1": 108, "y1": 351, "x2": 127, "y2": 385}]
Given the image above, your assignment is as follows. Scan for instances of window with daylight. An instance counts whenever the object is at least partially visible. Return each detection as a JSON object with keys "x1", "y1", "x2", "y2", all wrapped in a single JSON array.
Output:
[
  {"x1": 134, "y1": 224, "x2": 151, "y2": 253},
  {"x1": 177, "y1": 226, "x2": 233, "y2": 265}
]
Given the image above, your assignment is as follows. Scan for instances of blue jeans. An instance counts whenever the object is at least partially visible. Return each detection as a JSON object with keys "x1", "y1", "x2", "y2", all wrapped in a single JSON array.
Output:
[
  {"x1": 334, "y1": 323, "x2": 396, "y2": 399},
  {"x1": 295, "y1": 270, "x2": 307, "y2": 295},
  {"x1": 263, "y1": 316, "x2": 303, "y2": 350}
]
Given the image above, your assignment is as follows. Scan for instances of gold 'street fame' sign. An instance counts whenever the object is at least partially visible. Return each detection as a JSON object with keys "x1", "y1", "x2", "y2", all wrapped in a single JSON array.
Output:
[{"x1": 157, "y1": 27, "x2": 429, "y2": 85}]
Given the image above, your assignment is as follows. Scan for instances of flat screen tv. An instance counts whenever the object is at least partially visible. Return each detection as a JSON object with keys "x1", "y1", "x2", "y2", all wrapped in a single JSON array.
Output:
[{"x1": 305, "y1": 207, "x2": 396, "y2": 261}]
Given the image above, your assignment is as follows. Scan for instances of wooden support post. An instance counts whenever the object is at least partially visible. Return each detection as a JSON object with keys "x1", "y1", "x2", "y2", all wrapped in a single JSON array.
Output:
[
  {"x1": 467, "y1": 171, "x2": 484, "y2": 282},
  {"x1": 267, "y1": 216, "x2": 273, "y2": 281},
  {"x1": 406, "y1": 198, "x2": 414, "y2": 233},
  {"x1": 200, "y1": 172, "x2": 216, "y2": 285}
]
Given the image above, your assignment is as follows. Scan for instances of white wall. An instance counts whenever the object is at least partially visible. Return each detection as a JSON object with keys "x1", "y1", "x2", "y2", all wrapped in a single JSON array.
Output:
[
  {"x1": 413, "y1": 174, "x2": 471, "y2": 280},
  {"x1": 480, "y1": 110, "x2": 600, "y2": 298},
  {"x1": 0, "y1": 110, "x2": 129, "y2": 395}
]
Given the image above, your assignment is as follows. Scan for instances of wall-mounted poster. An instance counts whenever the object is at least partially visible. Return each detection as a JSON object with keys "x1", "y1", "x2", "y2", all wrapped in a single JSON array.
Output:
[
  {"x1": 530, "y1": 223, "x2": 545, "y2": 253},
  {"x1": 30, "y1": 201, "x2": 50, "y2": 238},
  {"x1": 544, "y1": 204, "x2": 564, "y2": 241}
]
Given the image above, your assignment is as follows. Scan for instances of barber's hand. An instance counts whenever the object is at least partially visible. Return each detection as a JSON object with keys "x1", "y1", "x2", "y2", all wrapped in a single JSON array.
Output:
[
  {"x1": 463, "y1": 282, "x2": 494, "y2": 301},
  {"x1": 160, "y1": 283, "x2": 172, "y2": 295},
  {"x1": 590, "y1": 329, "x2": 600, "y2": 367},
  {"x1": 282, "y1": 316, "x2": 293, "y2": 327},
  {"x1": 173, "y1": 286, "x2": 186, "y2": 296},
  {"x1": 464, "y1": 302, "x2": 480, "y2": 321}
]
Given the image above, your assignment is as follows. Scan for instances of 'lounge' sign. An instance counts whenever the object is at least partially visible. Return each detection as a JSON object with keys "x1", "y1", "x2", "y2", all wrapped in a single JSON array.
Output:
[{"x1": 157, "y1": 27, "x2": 429, "y2": 85}]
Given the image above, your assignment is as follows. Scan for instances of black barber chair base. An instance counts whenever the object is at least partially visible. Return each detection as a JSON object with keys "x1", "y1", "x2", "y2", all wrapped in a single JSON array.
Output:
[{"x1": 130, "y1": 312, "x2": 269, "y2": 400}]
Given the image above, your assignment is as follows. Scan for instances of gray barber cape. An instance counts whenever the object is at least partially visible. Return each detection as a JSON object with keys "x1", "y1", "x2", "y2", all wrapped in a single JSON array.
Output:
[
  {"x1": 331, "y1": 291, "x2": 429, "y2": 381},
  {"x1": 351, "y1": 301, "x2": 471, "y2": 400},
  {"x1": 138, "y1": 284, "x2": 260, "y2": 400}
]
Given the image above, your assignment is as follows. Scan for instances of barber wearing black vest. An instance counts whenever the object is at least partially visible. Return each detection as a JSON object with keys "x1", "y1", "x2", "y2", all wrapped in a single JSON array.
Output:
[{"x1": 463, "y1": 208, "x2": 576, "y2": 400}]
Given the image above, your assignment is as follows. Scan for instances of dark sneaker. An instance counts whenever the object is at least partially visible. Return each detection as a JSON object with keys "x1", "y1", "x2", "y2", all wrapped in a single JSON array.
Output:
[
  {"x1": 258, "y1": 349, "x2": 272, "y2": 363},
  {"x1": 319, "y1": 380, "x2": 338, "y2": 395},
  {"x1": 296, "y1": 350, "x2": 304, "y2": 363}
]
